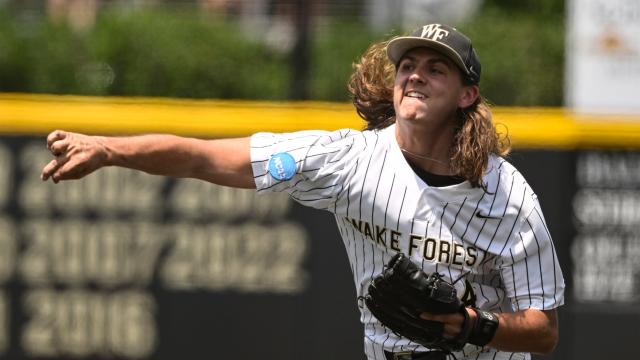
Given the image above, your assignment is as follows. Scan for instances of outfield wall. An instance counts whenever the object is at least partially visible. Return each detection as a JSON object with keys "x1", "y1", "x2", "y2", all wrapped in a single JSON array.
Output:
[{"x1": 0, "y1": 94, "x2": 639, "y2": 360}]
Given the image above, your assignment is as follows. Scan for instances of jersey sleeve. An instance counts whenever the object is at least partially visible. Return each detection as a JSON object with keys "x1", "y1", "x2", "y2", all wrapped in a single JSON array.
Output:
[
  {"x1": 250, "y1": 128, "x2": 360, "y2": 211},
  {"x1": 499, "y1": 200, "x2": 566, "y2": 312}
]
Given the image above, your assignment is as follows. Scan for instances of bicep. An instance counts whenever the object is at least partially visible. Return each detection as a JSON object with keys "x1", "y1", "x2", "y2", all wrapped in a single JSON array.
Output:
[
  {"x1": 193, "y1": 137, "x2": 255, "y2": 189},
  {"x1": 500, "y1": 210, "x2": 565, "y2": 311}
]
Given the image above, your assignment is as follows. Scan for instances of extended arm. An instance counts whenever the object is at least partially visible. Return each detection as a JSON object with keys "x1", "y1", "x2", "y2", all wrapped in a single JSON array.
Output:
[{"x1": 41, "y1": 130, "x2": 255, "y2": 188}]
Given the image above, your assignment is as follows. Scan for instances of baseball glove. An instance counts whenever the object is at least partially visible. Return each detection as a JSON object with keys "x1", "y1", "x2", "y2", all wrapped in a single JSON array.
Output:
[{"x1": 363, "y1": 253, "x2": 472, "y2": 352}]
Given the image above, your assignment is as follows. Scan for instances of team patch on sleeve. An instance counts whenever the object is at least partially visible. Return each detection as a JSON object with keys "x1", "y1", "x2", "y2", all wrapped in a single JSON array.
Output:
[{"x1": 268, "y1": 152, "x2": 297, "y2": 181}]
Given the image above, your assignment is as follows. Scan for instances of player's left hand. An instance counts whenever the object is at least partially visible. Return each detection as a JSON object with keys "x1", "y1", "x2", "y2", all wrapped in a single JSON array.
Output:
[{"x1": 420, "y1": 308, "x2": 477, "y2": 339}]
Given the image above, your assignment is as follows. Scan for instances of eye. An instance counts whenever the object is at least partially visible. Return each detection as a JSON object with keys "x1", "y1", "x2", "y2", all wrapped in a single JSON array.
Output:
[
  {"x1": 399, "y1": 61, "x2": 414, "y2": 72},
  {"x1": 430, "y1": 66, "x2": 444, "y2": 75}
]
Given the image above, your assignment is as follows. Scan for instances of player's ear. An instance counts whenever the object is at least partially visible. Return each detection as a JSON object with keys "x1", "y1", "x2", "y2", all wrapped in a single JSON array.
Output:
[{"x1": 457, "y1": 85, "x2": 479, "y2": 109}]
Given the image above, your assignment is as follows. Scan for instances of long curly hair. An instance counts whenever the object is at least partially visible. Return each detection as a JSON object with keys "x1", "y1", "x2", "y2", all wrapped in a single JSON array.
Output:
[{"x1": 347, "y1": 39, "x2": 511, "y2": 189}]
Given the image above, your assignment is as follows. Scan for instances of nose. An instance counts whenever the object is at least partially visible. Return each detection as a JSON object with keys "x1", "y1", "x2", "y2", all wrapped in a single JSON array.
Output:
[{"x1": 408, "y1": 71, "x2": 424, "y2": 84}]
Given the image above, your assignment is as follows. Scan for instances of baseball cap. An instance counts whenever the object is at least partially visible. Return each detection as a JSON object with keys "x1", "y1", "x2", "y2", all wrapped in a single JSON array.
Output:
[{"x1": 387, "y1": 23, "x2": 481, "y2": 84}]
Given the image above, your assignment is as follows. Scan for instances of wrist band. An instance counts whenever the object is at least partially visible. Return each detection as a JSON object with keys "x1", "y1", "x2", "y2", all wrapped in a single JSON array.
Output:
[{"x1": 468, "y1": 307, "x2": 499, "y2": 346}]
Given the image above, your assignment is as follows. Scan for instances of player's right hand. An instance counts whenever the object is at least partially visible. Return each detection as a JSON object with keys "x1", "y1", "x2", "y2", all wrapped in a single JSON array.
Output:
[{"x1": 41, "y1": 130, "x2": 108, "y2": 183}]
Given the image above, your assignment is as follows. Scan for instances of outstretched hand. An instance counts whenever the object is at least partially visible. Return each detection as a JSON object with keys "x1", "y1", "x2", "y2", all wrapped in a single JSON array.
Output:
[{"x1": 41, "y1": 130, "x2": 108, "y2": 183}]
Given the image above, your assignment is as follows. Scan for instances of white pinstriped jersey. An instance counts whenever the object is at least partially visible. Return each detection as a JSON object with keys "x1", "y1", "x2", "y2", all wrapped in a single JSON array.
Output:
[{"x1": 250, "y1": 124, "x2": 565, "y2": 360}]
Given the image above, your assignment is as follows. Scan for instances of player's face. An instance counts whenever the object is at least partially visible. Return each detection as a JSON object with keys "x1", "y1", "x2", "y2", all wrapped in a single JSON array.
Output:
[{"x1": 393, "y1": 47, "x2": 477, "y2": 127}]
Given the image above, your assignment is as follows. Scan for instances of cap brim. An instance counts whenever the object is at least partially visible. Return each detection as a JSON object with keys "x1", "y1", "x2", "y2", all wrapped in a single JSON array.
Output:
[{"x1": 387, "y1": 37, "x2": 469, "y2": 76}]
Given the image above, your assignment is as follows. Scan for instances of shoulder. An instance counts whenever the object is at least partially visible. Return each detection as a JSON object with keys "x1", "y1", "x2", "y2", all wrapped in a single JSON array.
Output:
[
  {"x1": 356, "y1": 123, "x2": 396, "y2": 146},
  {"x1": 484, "y1": 155, "x2": 539, "y2": 215},
  {"x1": 484, "y1": 155, "x2": 527, "y2": 191},
  {"x1": 250, "y1": 128, "x2": 366, "y2": 155},
  {"x1": 319, "y1": 125, "x2": 394, "y2": 153}
]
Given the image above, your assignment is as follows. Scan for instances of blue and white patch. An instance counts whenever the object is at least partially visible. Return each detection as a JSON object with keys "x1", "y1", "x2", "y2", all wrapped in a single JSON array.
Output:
[{"x1": 268, "y1": 152, "x2": 297, "y2": 181}]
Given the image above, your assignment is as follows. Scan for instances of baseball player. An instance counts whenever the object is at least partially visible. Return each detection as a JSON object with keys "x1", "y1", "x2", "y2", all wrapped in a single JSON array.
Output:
[{"x1": 42, "y1": 23, "x2": 564, "y2": 360}]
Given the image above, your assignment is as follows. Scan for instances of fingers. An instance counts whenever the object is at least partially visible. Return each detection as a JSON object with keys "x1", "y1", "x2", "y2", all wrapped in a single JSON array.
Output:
[
  {"x1": 420, "y1": 312, "x2": 449, "y2": 323},
  {"x1": 47, "y1": 130, "x2": 68, "y2": 150},
  {"x1": 51, "y1": 159, "x2": 89, "y2": 182},
  {"x1": 41, "y1": 155, "x2": 70, "y2": 183},
  {"x1": 43, "y1": 130, "x2": 72, "y2": 183},
  {"x1": 49, "y1": 139, "x2": 69, "y2": 157},
  {"x1": 41, "y1": 157, "x2": 90, "y2": 183},
  {"x1": 420, "y1": 312, "x2": 465, "y2": 339},
  {"x1": 41, "y1": 159, "x2": 58, "y2": 181}
]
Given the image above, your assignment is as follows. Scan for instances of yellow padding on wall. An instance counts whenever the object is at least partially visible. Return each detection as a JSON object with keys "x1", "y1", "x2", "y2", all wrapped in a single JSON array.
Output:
[{"x1": 1, "y1": 93, "x2": 640, "y2": 149}]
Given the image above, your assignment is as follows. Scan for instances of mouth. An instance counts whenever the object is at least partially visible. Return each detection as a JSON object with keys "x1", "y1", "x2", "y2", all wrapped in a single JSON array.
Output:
[{"x1": 404, "y1": 90, "x2": 427, "y2": 100}]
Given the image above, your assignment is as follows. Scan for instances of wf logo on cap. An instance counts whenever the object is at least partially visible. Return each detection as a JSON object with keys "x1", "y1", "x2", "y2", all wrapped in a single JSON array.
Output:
[{"x1": 420, "y1": 24, "x2": 450, "y2": 41}]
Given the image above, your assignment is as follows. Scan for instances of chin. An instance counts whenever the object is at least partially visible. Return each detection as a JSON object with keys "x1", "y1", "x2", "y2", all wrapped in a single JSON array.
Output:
[
  {"x1": 397, "y1": 104, "x2": 429, "y2": 121},
  {"x1": 398, "y1": 110, "x2": 428, "y2": 123}
]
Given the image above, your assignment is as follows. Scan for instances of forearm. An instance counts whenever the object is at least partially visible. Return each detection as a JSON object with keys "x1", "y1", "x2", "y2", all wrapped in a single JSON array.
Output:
[
  {"x1": 102, "y1": 134, "x2": 202, "y2": 176},
  {"x1": 101, "y1": 135, "x2": 254, "y2": 187},
  {"x1": 487, "y1": 308, "x2": 558, "y2": 354},
  {"x1": 424, "y1": 307, "x2": 558, "y2": 354}
]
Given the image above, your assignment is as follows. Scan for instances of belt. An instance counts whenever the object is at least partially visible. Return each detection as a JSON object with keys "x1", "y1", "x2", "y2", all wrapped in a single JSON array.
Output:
[{"x1": 383, "y1": 350, "x2": 448, "y2": 360}]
